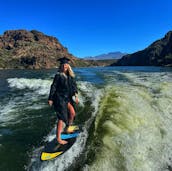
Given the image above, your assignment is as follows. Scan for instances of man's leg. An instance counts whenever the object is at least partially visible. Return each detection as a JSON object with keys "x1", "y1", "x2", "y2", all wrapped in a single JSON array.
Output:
[
  {"x1": 67, "y1": 102, "x2": 75, "y2": 125},
  {"x1": 57, "y1": 120, "x2": 68, "y2": 145}
]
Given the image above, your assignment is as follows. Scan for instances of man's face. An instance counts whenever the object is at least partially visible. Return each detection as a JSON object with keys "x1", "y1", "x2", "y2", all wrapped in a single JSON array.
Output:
[{"x1": 63, "y1": 63, "x2": 69, "y2": 72}]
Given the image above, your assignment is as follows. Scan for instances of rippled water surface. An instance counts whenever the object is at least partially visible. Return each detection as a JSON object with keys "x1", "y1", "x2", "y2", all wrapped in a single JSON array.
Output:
[{"x1": 0, "y1": 67, "x2": 172, "y2": 171}]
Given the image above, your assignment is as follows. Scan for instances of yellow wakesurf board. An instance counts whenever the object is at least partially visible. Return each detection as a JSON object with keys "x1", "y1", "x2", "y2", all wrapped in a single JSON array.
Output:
[{"x1": 40, "y1": 125, "x2": 80, "y2": 161}]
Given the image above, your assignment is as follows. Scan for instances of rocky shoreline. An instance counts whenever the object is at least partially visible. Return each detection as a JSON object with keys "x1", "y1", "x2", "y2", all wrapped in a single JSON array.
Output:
[{"x1": 1, "y1": 29, "x2": 172, "y2": 69}]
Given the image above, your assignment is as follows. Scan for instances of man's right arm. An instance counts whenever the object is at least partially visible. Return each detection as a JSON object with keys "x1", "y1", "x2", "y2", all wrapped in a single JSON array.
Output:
[{"x1": 48, "y1": 74, "x2": 59, "y2": 105}]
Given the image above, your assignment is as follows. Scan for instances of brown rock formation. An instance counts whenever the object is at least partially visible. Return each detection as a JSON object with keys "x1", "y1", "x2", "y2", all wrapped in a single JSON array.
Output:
[
  {"x1": 111, "y1": 31, "x2": 172, "y2": 66},
  {"x1": 0, "y1": 29, "x2": 78, "y2": 69}
]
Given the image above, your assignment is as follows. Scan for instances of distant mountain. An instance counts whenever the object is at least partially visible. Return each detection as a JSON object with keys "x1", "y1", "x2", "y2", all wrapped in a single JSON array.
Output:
[
  {"x1": 111, "y1": 31, "x2": 172, "y2": 66},
  {"x1": 83, "y1": 51, "x2": 127, "y2": 60}
]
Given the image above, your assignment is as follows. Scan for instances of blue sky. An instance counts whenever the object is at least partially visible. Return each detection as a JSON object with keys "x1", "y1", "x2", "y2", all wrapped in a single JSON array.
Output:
[{"x1": 0, "y1": 0, "x2": 172, "y2": 58}]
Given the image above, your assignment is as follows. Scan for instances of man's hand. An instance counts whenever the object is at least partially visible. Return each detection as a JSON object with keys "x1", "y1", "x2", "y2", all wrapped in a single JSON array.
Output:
[
  {"x1": 48, "y1": 100, "x2": 53, "y2": 106},
  {"x1": 75, "y1": 96, "x2": 79, "y2": 105}
]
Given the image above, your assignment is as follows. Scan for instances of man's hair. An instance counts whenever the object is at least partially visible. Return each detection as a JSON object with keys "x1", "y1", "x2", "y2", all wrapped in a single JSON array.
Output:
[{"x1": 59, "y1": 64, "x2": 75, "y2": 78}]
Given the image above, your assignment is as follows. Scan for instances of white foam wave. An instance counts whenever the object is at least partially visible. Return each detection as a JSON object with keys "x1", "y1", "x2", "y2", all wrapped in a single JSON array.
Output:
[
  {"x1": 0, "y1": 78, "x2": 55, "y2": 126},
  {"x1": 85, "y1": 71, "x2": 172, "y2": 171},
  {"x1": 7, "y1": 78, "x2": 51, "y2": 95},
  {"x1": 0, "y1": 92, "x2": 48, "y2": 126},
  {"x1": 121, "y1": 72, "x2": 172, "y2": 88},
  {"x1": 0, "y1": 99, "x2": 20, "y2": 125},
  {"x1": 77, "y1": 81, "x2": 103, "y2": 121}
]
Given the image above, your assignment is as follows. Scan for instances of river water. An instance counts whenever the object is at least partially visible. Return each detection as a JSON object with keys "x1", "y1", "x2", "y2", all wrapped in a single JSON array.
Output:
[{"x1": 0, "y1": 66, "x2": 172, "y2": 171}]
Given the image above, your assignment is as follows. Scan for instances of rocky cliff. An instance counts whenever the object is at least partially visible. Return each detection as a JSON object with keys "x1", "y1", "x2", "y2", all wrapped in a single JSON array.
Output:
[
  {"x1": 0, "y1": 29, "x2": 86, "y2": 69},
  {"x1": 111, "y1": 31, "x2": 172, "y2": 66}
]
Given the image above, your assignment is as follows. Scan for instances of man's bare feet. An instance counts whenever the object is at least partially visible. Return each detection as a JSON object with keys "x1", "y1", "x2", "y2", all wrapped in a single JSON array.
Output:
[
  {"x1": 65, "y1": 126, "x2": 73, "y2": 133},
  {"x1": 57, "y1": 139, "x2": 68, "y2": 145}
]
